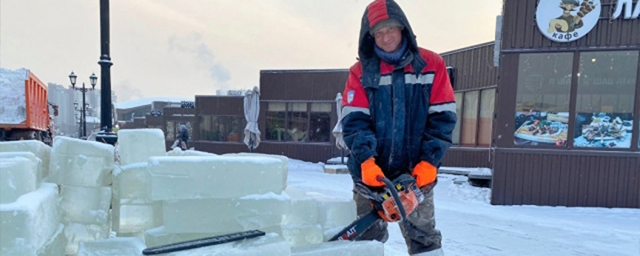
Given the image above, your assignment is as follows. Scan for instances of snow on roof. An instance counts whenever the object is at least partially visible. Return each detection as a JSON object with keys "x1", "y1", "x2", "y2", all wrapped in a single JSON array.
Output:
[{"x1": 116, "y1": 97, "x2": 191, "y2": 110}]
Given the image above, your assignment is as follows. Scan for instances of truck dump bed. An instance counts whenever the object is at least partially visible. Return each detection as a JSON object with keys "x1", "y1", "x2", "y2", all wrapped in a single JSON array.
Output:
[{"x1": 0, "y1": 68, "x2": 49, "y2": 132}]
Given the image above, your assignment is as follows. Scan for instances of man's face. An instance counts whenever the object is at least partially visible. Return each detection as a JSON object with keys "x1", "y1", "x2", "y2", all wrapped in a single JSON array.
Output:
[{"x1": 373, "y1": 26, "x2": 403, "y2": 53}]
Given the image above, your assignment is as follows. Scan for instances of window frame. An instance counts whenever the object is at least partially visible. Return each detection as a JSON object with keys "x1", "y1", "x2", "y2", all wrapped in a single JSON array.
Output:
[
  {"x1": 451, "y1": 86, "x2": 498, "y2": 148},
  {"x1": 263, "y1": 100, "x2": 333, "y2": 144},
  {"x1": 509, "y1": 49, "x2": 640, "y2": 151},
  {"x1": 199, "y1": 115, "x2": 246, "y2": 143}
]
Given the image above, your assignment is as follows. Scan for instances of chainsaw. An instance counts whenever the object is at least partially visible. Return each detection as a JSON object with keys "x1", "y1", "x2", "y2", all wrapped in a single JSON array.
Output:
[{"x1": 329, "y1": 174, "x2": 424, "y2": 241}]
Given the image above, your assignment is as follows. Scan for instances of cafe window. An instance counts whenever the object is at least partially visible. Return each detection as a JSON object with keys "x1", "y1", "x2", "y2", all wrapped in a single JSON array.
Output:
[
  {"x1": 461, "y1": 91, "x2": 479, "y2": 146},
  {"x1": 514, "y1": 53, "x2": 573, "y2": 147},
  {"x1": 200, "y1": 115, "x2": 245, "y2": 142},
  {"x1": 309, "y1": 103, "x2": 331, "y2": 142},
  {"x1": 266, "y1": 103, "x2": 286, "y2": 141},
  {"x1": 166, "y1": 121, "x2": 175, "y2": 140},
  {"x1": 478, "y1": 89, "x2": 495, "y2": 146},
  {"x1": 287, "y1": 103, "x2": 309, "y2": 142},
  {"x1": 452, "y1": 93, "x2": 463, "y2": 144},
  {"x1": 574, "y1": 51, "x2": 638, "y2": 149}
]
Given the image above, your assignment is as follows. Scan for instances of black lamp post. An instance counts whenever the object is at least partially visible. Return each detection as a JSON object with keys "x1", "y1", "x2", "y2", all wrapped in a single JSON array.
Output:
[
  {"x1": 69, "y1": 71, "x2": 97, "y2": 138},
  {"x1": 96, "y1": 0, "x2": 117, "y2": 145}
]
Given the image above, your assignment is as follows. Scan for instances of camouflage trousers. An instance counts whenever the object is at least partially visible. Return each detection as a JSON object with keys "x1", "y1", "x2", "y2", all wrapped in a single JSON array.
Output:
[{"x1": 354, "y1": 182, "x2": 442, "y2": 255}]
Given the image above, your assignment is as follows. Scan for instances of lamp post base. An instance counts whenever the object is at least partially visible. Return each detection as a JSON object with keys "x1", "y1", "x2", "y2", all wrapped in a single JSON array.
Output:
[{"x1": 96, "y1": 131, "x2": 118, "y2": 145}]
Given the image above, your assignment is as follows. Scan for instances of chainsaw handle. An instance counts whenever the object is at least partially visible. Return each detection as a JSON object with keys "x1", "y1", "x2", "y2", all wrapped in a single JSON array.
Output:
[{"x1": 376, "y1": 176, "x2": 408, "y2": 221}]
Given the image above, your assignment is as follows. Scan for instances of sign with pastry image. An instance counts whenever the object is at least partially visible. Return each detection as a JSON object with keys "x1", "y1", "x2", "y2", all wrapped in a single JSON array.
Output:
[{"x1": 514, "y1": 111, "x2": 569, "y2": 147}]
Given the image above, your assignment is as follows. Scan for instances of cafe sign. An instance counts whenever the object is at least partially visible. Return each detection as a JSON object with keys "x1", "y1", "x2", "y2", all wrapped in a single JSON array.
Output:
[{"x1": 536, "y1": 0, "x2": 602, "y2": 43}]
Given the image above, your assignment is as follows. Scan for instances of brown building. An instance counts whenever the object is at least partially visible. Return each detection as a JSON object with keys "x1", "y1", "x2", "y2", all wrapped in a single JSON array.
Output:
[{"x1": 131, "y1": 0, "x2": 639, "y2": 208}]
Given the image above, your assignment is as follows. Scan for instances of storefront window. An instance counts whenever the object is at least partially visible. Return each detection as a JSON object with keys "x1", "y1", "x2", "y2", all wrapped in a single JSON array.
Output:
[
  {"x1": 309, "y1": 103, "x2": 331, "y2": 142},
  {"x1": 452, "y1": 93, "x2": 463, "y2": 144},
  {"x1": 478, "y1": 89, "x2": 495, "y2": 146},
  {"x1": 266, "y1": 103, "x2": 286, "y2": 141},
  {"x1": 166, "y1": 121, "x2": 175, "y2": 140},
  {"x1": 514, "y1": 53, "x2": 573, "y2": 147},
  {"x1": 462, "y1": 91, "x2": 478, "y2": 146},
  {"x1": 287, "y1": 103, "x2": 309, "y2": 142},
  {"x1": 574, "y1": 51, "x2": 638, "y2": 148},
  {"x1": 200, "y1": 115, "x2": 244, "y2": 142}
]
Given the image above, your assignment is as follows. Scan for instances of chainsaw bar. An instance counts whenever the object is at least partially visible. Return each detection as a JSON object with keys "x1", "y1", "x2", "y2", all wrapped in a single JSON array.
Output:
[{"x1": 142, "y1": 230, "x2": 265, "y2": 255}]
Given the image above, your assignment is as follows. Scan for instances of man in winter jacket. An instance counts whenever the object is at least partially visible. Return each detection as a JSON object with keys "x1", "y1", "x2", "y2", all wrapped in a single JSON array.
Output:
[
  {"x1": 172, "y1": 124, "x2": 189, "y2": 150},
  {"x1": 340, "y1": 0, "x2": 456, "y2": 255}
]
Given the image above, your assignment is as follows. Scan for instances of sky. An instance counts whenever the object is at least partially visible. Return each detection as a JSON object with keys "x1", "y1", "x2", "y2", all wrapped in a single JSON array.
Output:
[{"x1": 1, "y1": 0, "x2": 503, "y2": 102}]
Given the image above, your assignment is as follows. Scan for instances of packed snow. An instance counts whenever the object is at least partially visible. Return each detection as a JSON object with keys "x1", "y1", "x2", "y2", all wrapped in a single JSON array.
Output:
[{"x1": 0, "y1": 68, "x2": 28, "y2": 124}]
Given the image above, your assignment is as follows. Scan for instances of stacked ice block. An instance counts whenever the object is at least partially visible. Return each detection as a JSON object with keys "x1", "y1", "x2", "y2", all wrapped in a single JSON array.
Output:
[
  {"x1": 0, "y1": 182, "x2": 64, "y2": 256},
  {"x1": 0, "y1": 140, "x2": 50, "y2": 179},
  {"x1": 111, "y1": 129, "x2": 168, "y2": 239},
  {"x1": 77, "y1": 237, "x2": 145, "y2": 256},
  {"x1": 48, "y1": 137, "x2": 115, "y2": 255}
]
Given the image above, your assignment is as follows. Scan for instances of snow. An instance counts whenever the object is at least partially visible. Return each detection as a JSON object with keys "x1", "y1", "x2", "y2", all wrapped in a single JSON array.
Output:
[
  {"x1": 240, "y1": 192, "x2": 291, "y2": 201},
  {"x1": 287, "y1": 160, "x2": 640, "y2": 256},
  {"x1": 116, "y1": 97, "x2": 191, "y2": 110},
  {"x1": 0, "y1": 68, "x2": 28, "y2": 124}
]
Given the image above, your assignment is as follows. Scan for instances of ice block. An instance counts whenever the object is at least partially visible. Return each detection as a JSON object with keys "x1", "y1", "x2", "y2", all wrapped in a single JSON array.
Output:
[
  {"x1": 118, "y1": 129, "x2": 167, "y2": 165},
  {"x1": 308, "y1": 192, "x2": 357, "y2": 230},
  {"x1": 148, "y1": 156, "x2": 286, "y2": 200},
  {"x1": 163, "y1": 192, "x2": 290, "y2": 233},
  {"x1": 113, "y1": 163, "x2": 150, "y2": 200},
  {"x1": 49, "y1": 136, "x2": 114, "y2": 186},
  {"x1": 282, "y1": 225, "x2": 324, "y2": 248},
  {"x1": 167, "y1": 147, "x2": 218, "y2": 157},
  {"x1": 0, "y1": 156, "x2": 37, "y2": 204},
  {"x1": 0, "y1": 152, "x2": 43, "y2": 185},
  {"x1": 224, "y1": 152, "x2": 289, "y2": 186},
  {"x1": 113, "y1": 199, "x2": 163, "y2": 235},
  {"x1": 63, "y1": 221, "x2": 111, "y2": 255},
  {"x1": 77, "y1": 237, "x2": 145, "y2": 256},
  {"x1": 291, "y1": 240, "x2": 384, "y2": 256},
  {"x1": 60, "y1": 185, "x2": 111, "y2": 224},
  {"x1": 284, "y1": 187, "x2": 318, "y2": 226},
  {"x1": 36, "y1": 224, "x2": 67, "y2": 256},
  {"x1": 164, "y1": 233, "x2": 290, "y2": 256},
  {"x1": 144, "y1": 226, "x2": 283, "y2": 248},
  {"x1": 0, "y1": 183, "x2": 60, "y2": 256},
  {"x1": 0, "y1": 140, "x2": 51, "y2": 178}
]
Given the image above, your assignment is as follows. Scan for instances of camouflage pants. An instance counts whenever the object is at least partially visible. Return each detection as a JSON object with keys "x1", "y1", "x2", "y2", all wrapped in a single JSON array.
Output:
[{"x1": 354, "y1": 182, "x2": 442, "y2": 255}]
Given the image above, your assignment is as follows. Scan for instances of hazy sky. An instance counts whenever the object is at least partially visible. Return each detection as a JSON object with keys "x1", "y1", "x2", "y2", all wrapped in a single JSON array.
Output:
[{"x1": 1, "y1": 0, "x2": 502, "y2": 102}]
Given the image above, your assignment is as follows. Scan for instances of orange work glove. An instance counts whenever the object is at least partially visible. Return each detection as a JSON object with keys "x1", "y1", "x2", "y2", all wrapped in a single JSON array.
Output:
[
  {"x1": 360, "y1": 158, "x2": 385, "y2": 187},
  {"x1": 412, "y1": 161, "x2": 437, "y2": 187}
]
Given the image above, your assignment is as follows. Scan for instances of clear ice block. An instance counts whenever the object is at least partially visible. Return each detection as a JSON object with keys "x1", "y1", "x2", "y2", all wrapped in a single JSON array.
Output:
[
  {"x1": 118, "y1": 129, "x2": 167, "y2": 165},
  {"x1": 148, "y1": 156, "x2": 286, "y2": 200},
  {"x1": 36, "y1": 224, "x2": 67, "y2": 256},
  {"x1": 224, "y1": 153, "x2": 289, "y2": 186},
  {"x1": 0, "y1": 183, "x2": 60, "y2": 256},
  {"x1": 167, "y1": 148, "x2": 218, "y2": 157},
  {"x1": 282, "y1": 225, "x2": 324, "y2": 248},
  {"x1": 60, "y1": 185, "x2": 111, "y2": 224},
  {"x1": 308, "y1": 192, "x2": 357, "y2": 230},
  {"x1": 0, "y1": 140, "x2": 51, "y2": 178},
  {"x1": 77, "y1": 237, "x2": 145, "y2": 256},
  {"x1": 49, "y1": 136, "x2": 114, "y2": 186},
  {"x1": 144, "y1": 226, "x2": 283, "y2": 248},
  {"x1": 164, "y1": 233, "x2": 290, "y2": 256},
  {"x1": 0, "y1": 152, "x2": 43, "y2": 185},
  {"x1": 284, "y1": 188, "x2": 318, "y2": 226},
  {"x1": 113, "y1": 199, "x2": 163, "y2": 235},
  {"x1": 113, "y1": 163, "x2": 150, "y2": 200},
  {"x1": 63, "y1": 221, "x2": 111, "y2": 255},
  {"x1": 0, "y1": 156, "x2": 37, "y2": 204},
  {"x1": 291, "y1": 240, "x2": 384, "y2": 256},
  {"x1": 163, "y1": 192, "x2": 290, "y2": 233}
]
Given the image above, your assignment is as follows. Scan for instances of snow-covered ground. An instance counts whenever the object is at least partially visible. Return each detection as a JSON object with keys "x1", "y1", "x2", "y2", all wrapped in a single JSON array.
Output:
[{"x1": 287, "y1": 159, "x2": 640, "y2": 256}]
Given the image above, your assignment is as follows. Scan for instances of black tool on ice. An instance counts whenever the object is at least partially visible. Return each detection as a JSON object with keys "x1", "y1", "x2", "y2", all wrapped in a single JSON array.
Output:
[
  {"x1": 142, "y1": 230, "x2": 265, "y2": 255},
  {"x1": 328, "y1": 174, "x2": 424, "y2": 241}
]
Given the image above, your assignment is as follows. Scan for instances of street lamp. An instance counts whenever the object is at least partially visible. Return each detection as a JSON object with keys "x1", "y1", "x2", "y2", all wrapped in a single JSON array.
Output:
[{"x1": 69, "y1": 71, "x2": 97, "y2": 138}]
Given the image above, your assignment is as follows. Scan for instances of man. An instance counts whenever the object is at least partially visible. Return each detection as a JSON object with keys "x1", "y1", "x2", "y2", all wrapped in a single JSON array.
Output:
[
  {"x1": 171, "y1": 124, "x2": 189, "y2": 150},
  {"x1": 340, "y1": 0, "x2": 457, "y2": 255}
]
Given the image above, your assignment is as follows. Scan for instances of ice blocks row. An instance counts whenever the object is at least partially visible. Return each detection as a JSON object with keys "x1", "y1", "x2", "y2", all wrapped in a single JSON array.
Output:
[
  {"x1": 0, "y1": 151, "x2": 43, "y2": 186},
  {"x1": 113, "y1": 163, "x2": 163, "y2": 236},
  {"x1": 77, "y1": 237, "x2": 145, "y2": 256},
  {"x1": 148, "y1": 156, "x2": 287, "y2": 200},
  {"x1": 49, "y1": 136, "x2": 114, "y2": 187},
  {"x1": 0, "y1": 156, "x2": 37, "y2": 204},
  {"x1": 118, "y1": 129, "x2": 167, "y2": 166},
  {"x1": 0, "y1": 140, "x2": 51, "y2": 178},
  {"x1": 0, "y1": 183, "x2": 61, "y2": 256}
]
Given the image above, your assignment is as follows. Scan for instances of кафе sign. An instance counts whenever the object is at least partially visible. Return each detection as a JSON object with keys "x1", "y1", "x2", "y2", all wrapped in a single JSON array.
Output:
[{"x1": 536, "y1": 0, "x2": 639, "y2": 43}]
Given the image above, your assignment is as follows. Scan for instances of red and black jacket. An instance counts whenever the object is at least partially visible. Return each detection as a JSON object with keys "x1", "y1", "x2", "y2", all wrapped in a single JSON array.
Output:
[{"x1": 341, "y1": 0, "x2": 457, "y2": 181}]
